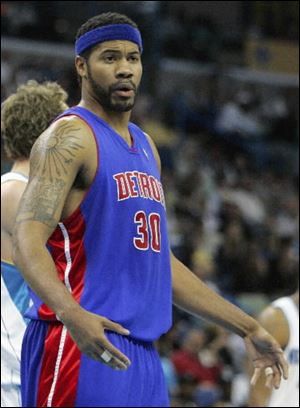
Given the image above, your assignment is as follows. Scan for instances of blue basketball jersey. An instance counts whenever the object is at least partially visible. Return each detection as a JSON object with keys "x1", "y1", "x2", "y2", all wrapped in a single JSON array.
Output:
[{"x1": 26, "y1": 106, "x2": 172, "y2": 342}]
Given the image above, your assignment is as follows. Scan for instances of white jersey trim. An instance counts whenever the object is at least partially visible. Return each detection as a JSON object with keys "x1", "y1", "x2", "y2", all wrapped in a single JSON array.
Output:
[
  {"x1": 46, "y1": 223, "x2": 72, "y2": 407},
  {"x1": 1, "y1": 172, "x2": 28, "y2": 184}
]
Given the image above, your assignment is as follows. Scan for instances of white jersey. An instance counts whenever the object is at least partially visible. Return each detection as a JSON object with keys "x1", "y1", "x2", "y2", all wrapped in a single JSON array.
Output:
[
  {"x1": 1, "y1": 171, "x2": 28, "y2": 184},
  {"x1": 268, "y1": 296, "x2": 299, "y2": 407},
  {"x1": 1, "y1": 171, "x2": 29, "y2": 387}
]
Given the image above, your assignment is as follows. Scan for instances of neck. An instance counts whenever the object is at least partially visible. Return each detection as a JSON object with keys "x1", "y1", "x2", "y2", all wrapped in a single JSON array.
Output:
[
  {"x1": 11, "y1": 160, "x2": 30, "y2": 176},
  {"x1": 79, "y1": 97, "x2": 132, "y2": 144}
]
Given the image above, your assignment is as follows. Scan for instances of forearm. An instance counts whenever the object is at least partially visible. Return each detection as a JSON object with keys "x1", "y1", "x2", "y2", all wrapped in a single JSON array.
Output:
[
  {"x1": 171, "y1": 255, "x2": 259, "y2": 337},
  {"x1": 13, "y1": 222, "x2": 83, "y2": 323}
]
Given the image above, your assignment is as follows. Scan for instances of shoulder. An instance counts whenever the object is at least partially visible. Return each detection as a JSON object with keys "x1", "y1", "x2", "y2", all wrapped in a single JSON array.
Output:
[
  {"x1": 31, "y1": 115, "x2": 95, "y2": 161},
  {"x1": 258, "y1": 305, "x2": 289, "y2": 349},
  {"x1": 1, "y1": 179, "x2": 27, "y2": 199},
  {"x1": 1, "y1": 173, "x2": 27, "y2": 206},
  {"x1": 1, "y1": 180, "x2": 27, "y2": 233},
  {"x1": 43, "y1": 115, "x2": 94, "y2": 142}
]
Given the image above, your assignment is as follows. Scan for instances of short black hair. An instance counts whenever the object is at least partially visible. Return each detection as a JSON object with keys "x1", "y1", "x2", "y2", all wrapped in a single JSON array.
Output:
[{"x1": 75, "y1": 12, "x2": 139, "y2": 85}]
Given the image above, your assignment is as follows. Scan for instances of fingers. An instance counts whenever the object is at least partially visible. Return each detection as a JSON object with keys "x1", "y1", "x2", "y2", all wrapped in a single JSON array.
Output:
[
  {"x1": 97, "y1": 348, "x2": 127, "y2": 370},
  {"x1": 266, "y1": 349, "x2": 289, "y2": 386},
  {"x1": 265, "y1": 372, "x2": 274, "y2": 389},
  {"x1": 250, "y1": 367, "x2": 261, "y2": 386},
  {"x1": 272, "y1": 364, "x2": 282, "y2": 389},
  {"x1": 87, "y1": 318, "x2": 131, "y2": 369},
  {"x1": 252, "y1": 365, "x2": 282, "y2": 390},
  {"x1": 83, "y1": 327, "x2": 131, "y2": 369},
  {"x1": 88, "y1": 341, "x2": 130, "y2": 370},
  {"x1": 98, "y1": 336, "x2": 131, "y2": 368},
  {"x1": 103, "y1": 319, "x2": 130, "y2": 336},
  {"x1": 277, "y1": 350, "x2": 289, "y2": 380},
  {"x1": 99, "y1": 349, "x2": 113, "y2": 363},
  {"x1": 86, "y1": 346, "x2": 127, "y2": 370},
  {"x1": 264, "y1": 365, "x2": 280, "y2": 389},
  {"x1": 72, "y1": 314, "x2": 132, "y2": 370}
]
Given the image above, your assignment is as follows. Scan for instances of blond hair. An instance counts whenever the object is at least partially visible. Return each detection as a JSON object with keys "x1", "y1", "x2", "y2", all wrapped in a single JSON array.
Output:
[{"x1": 1, "y1": 80, "x2": 68, "y2": 160}]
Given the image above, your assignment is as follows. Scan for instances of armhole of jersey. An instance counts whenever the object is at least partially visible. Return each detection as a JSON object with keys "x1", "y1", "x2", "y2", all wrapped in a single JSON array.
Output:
[
  {"x1": 142, "y1": 131, "x2": 161, "y2": 175},
  {"x1": 53, "y1": 113, "x2": 100, "y2": 226},
  {"x1": 1, "y1": 173, "x2": 28, "y2": 184}
]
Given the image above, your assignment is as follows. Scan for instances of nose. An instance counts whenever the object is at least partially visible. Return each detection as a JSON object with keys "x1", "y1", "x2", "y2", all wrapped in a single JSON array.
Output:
[{"x1": 115, "y1": 59, "x2": 133, "y2": 79}]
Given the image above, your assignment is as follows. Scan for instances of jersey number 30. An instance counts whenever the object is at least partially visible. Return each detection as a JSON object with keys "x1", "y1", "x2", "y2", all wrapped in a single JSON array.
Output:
[{"x1": 133, "y1": 211, "x2": 161, "y2": 252}]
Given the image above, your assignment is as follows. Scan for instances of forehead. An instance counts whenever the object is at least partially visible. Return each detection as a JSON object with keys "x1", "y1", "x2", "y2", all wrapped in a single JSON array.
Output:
[{"x1": 91, "y1": 40, "x2": 140, "y2": 54}]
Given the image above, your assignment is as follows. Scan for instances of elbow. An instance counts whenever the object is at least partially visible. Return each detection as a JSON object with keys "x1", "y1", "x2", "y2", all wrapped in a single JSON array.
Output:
[
  {"x1": 12, "y1": 245, "x2": 18, "y2": 266},
  {"x1": 12, "y1": 221, "x2": 49, "y2": 266},
  {"x1": 12, "y1": 244, "x2": 21, "y2": 268},
  {"x1": 12, "y1": 222, "x2": 32, "y2": 267},
  {"x1": 12, "y1": 224, "x2": 23, "y2": 267}
]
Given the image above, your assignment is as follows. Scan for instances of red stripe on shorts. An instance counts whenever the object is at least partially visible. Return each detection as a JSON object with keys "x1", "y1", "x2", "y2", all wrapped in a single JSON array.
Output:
[
  {"x1": 37, "y1": 209, "x2": 87, "y2": 405},
  {"x1": 37, "y1": 324, "x2": 81, "y2": 407}
]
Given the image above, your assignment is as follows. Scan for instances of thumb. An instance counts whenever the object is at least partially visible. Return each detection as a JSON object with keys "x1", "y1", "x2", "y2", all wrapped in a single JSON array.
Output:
[{"x1": 103, "y1": 319, "x2": 130, "y2": 336}]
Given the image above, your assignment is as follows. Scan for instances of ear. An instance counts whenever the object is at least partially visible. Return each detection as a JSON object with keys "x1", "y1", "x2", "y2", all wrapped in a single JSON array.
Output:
[{"x1": 75, "y1": 56, "x2": 88, "y2": 80}]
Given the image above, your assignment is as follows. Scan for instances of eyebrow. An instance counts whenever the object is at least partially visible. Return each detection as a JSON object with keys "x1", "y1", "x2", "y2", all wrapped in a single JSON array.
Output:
[{"x1": 100, "y1": 49, "x2": 140, "y2": 56}]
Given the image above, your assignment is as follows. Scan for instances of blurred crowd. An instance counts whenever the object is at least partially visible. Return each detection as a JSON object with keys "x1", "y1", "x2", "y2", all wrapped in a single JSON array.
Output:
[
  {"x1": 133, "y1": 88, "x2": 298, "y2": 406},
  {"x1": 2, "y1": 54, "x2": 298, "y2": 407},
  {"x1": 2, "y1": 1, "x2": 299, "y2": 61},
  {"x1": 1, "y1": 15, "x2": 299, "y2": 406}
]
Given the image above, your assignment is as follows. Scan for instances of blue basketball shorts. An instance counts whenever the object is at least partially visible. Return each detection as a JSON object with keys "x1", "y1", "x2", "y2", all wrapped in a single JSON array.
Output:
[{"x1": 21, "y1": 320, "x2": 170, "y2": 407}]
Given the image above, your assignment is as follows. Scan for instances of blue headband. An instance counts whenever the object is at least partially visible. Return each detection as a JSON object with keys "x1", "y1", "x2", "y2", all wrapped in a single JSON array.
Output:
[{"x1": 75, "y1": 24, "x2": 143, "y2": 55}]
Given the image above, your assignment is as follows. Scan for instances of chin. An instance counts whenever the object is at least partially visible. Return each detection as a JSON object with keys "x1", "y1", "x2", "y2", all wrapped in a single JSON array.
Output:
[{"x1": 113, "y1": 102, "x2": 135, "y2": 112}]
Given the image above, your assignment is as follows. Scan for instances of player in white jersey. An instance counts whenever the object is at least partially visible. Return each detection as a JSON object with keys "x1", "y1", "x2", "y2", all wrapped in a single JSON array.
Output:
[
  {"x1": 1, "y1": 172, "x2": 29, "y2": 408},
  {"x1": 248, "y1": 289, "x2": 299, "y2": 407},
  {"x1": 1, "y1": 80, "x2": 68, "y2": 407}
]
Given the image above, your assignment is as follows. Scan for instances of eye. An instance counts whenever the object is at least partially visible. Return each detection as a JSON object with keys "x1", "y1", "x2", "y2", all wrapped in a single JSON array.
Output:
[
  {"x1": 129, "y1": 55, "x2": 139, "y2": 62},
  {"x1": 104, "y1": 55, "x2": 116, "y2": 63}
]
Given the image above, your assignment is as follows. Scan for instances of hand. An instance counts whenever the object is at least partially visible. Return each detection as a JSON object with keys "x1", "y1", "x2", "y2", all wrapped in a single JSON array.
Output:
[
  {"x1": 62, "y1": 309, "x2": 131, "y2": 370},
  {"x1": 244, "y1": 325, "x2": 289, "y2": 389}
]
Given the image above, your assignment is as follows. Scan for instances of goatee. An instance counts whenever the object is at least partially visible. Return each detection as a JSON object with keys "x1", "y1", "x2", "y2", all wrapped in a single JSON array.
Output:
[{"x1": 87, "y1": 65, "x2": 136, "y2": 112}]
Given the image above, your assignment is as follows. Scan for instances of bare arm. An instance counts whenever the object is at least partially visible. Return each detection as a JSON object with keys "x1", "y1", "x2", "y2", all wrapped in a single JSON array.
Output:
[
  {"x1": 141, "y1": 131, "x2": 288, "y2": 387},
  {"x1": 1, "y1": 181, "x2": 27, "y2": 262},
  {"x1": 247, "y1": 307, "x2": 289, "y2": 406},
  {"x1": 171, "y1": 253, "x2": 288, "y2": 390},
  {"x1": 172, "y1": 254, "x2": 258, "y2": 336},
  {"x1": 13, "y1": 117, "x2": 131, "y2": 370}
]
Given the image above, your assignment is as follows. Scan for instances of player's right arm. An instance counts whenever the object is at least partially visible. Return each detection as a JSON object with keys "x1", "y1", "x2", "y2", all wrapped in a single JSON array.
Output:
[
  {"x1": 13, "y1": 117, "x2": 131, "y2": 370},
  {"x1": 247, "y1": 306, "x2": 289, "y2": 406}
]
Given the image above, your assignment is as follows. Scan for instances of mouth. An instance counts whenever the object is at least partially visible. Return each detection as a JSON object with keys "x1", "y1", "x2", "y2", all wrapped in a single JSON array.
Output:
[
  {"x1": 112, "y1": 83, "x2": 135, "y2": 98},
  {"x1": 114, "y1": 89, "x2": 134, "y2": 98}
]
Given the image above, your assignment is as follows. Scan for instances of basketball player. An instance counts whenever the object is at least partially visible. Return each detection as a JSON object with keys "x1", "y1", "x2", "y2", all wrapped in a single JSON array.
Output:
[
  {"x1": 13, "y1": 13, "x2": 288, "y2": 407},
  {"x1": 248, "y1": 288, "x2": 299, "y2": 407},
  {"x1": 1, "y1": 80, "x2": 68, "y2": 407}
]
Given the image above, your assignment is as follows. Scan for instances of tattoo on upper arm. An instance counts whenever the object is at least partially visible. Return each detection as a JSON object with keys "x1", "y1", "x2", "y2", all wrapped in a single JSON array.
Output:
[
  {"x1": 16, "y1": 177, "x2": 66, "y2": 228},
  {"x1": 31, "y1": 123, "x2": 84, "y2": 182},
  {"x1": 17, "y1": 123, "x2": 85, "y2": 228}
]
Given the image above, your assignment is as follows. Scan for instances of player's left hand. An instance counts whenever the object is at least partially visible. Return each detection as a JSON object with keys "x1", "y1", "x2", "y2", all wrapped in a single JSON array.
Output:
[{"x1": 243, "y1": 325, "x2": 289, "y2": 389}]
